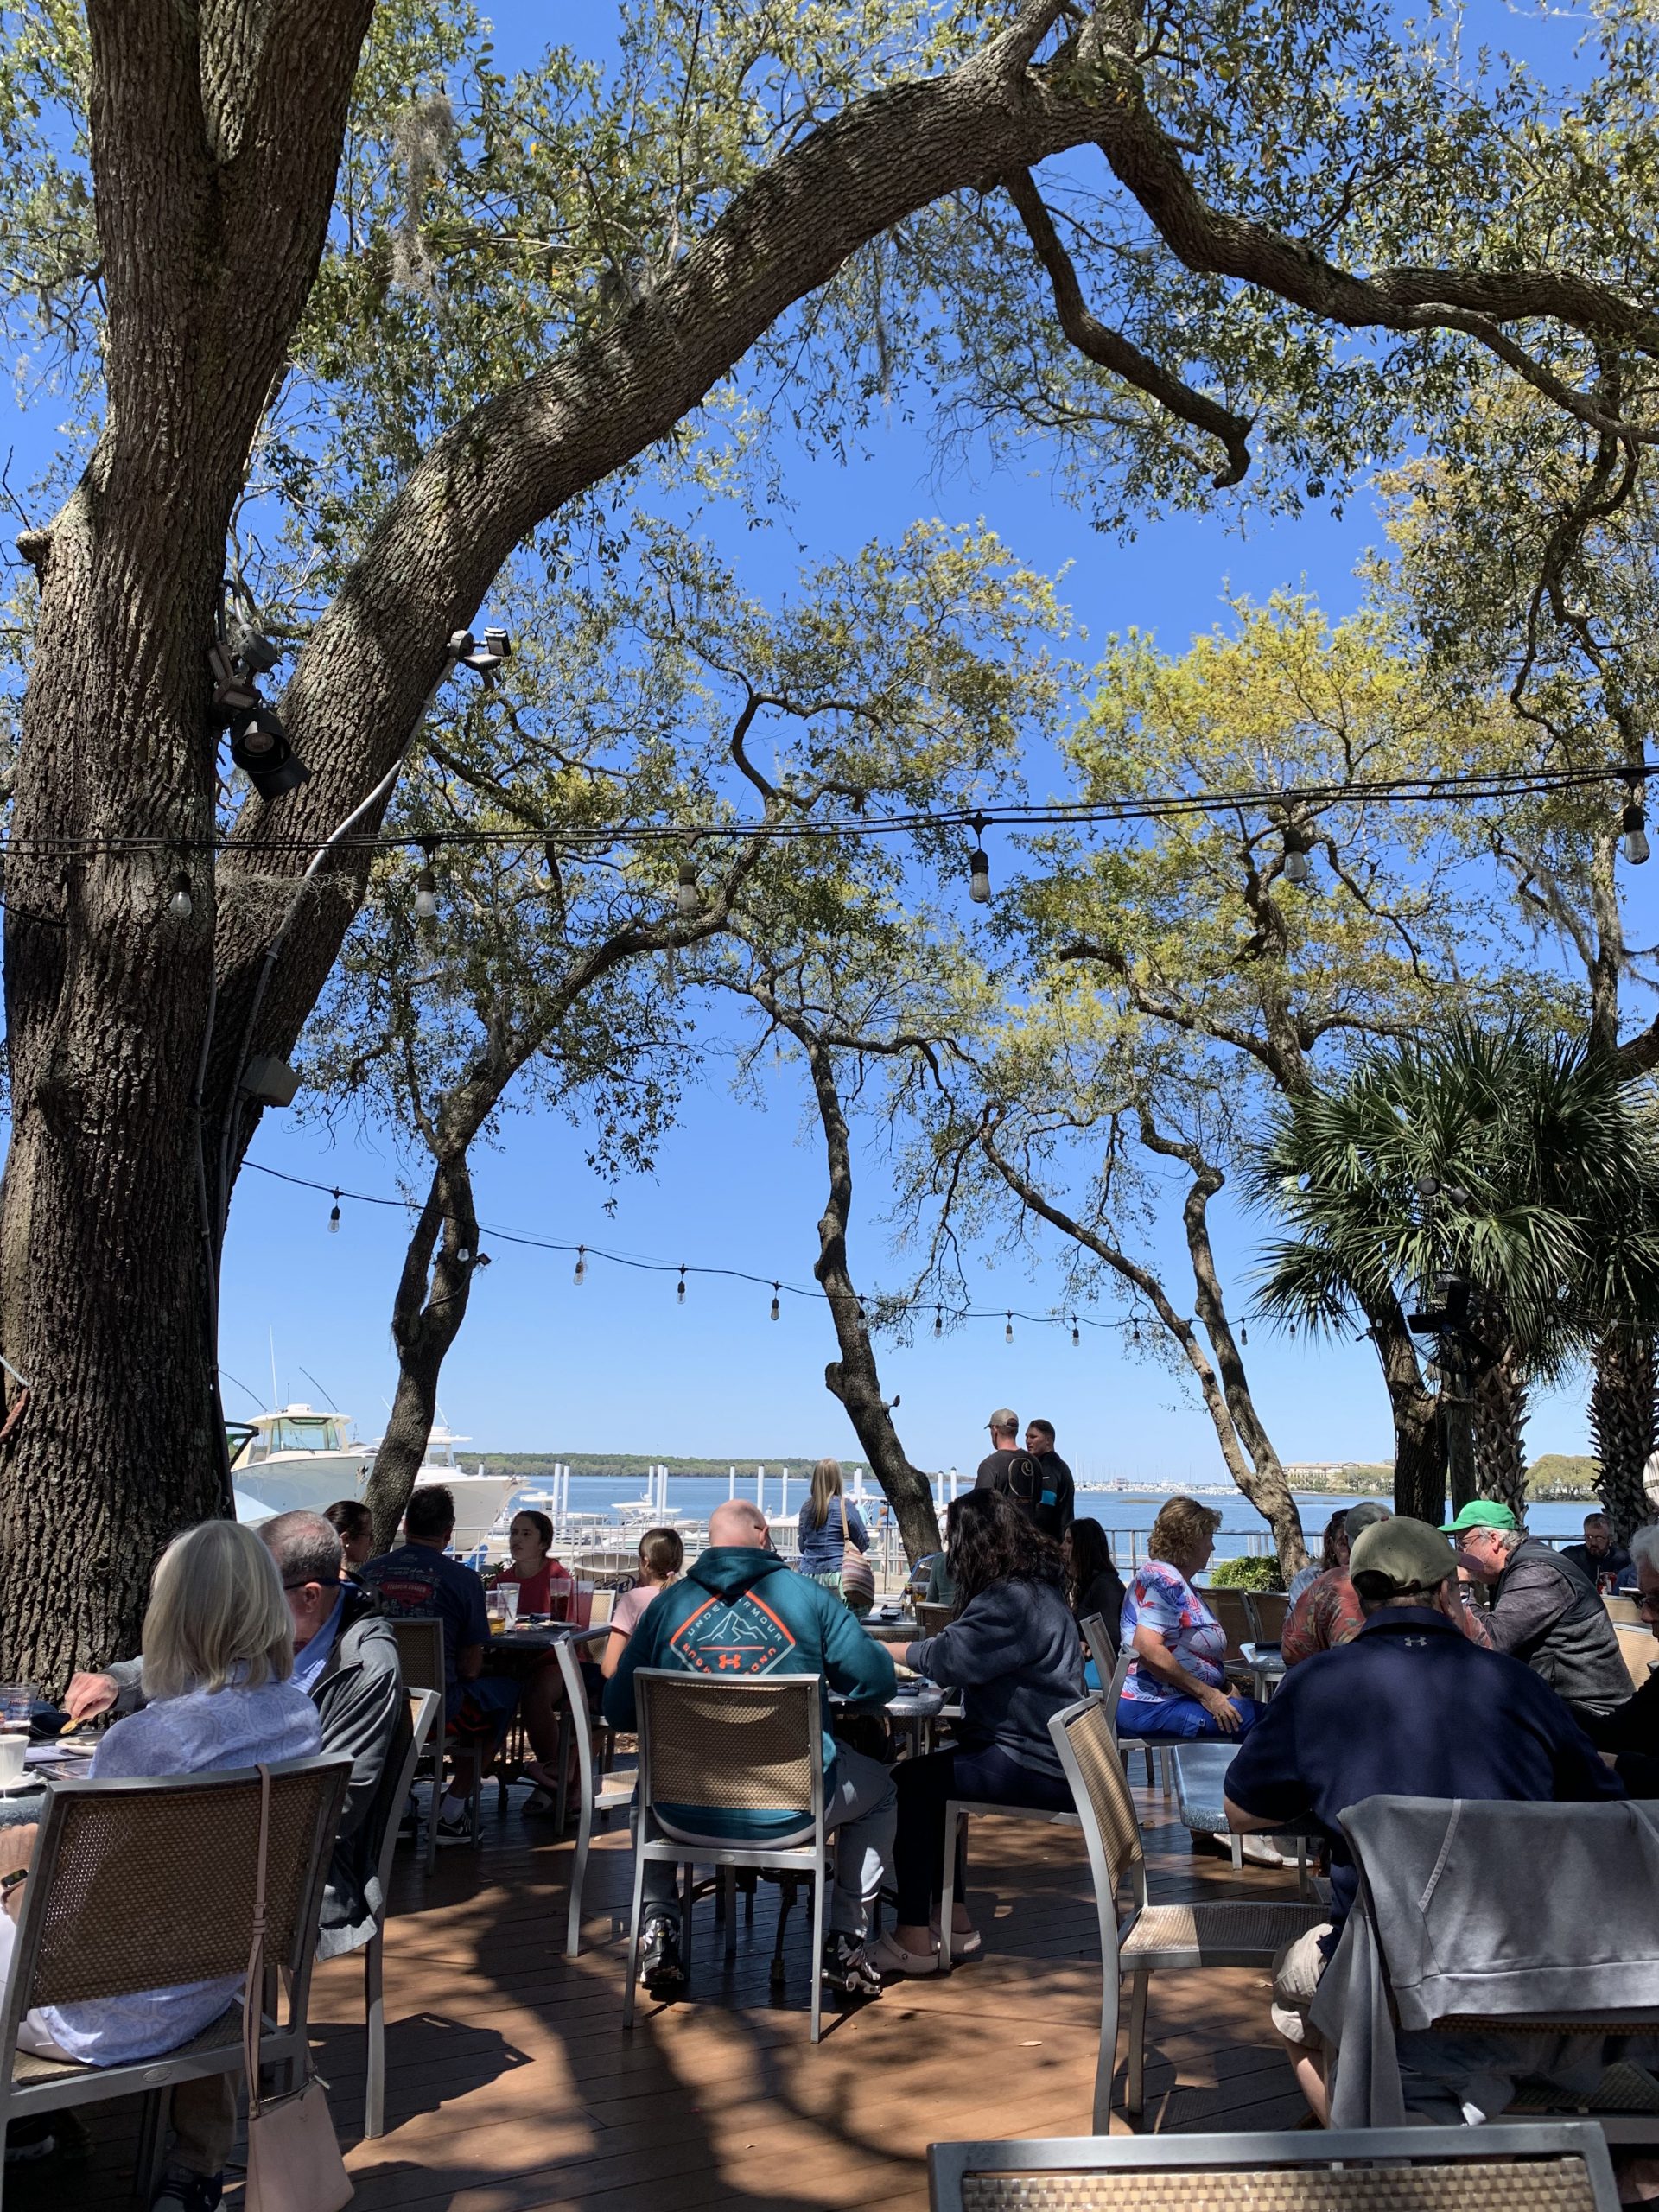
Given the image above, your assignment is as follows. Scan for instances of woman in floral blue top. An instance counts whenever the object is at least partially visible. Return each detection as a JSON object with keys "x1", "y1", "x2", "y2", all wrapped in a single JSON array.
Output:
[{"x1": 1117, "y1": 1497, "x2": 1262, "y2": 1739}]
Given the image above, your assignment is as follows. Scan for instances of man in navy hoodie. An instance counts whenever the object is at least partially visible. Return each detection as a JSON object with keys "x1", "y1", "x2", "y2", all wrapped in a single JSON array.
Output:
[{"x1": 604, "y1": 1499, "x2": 897, "y2": 1997}]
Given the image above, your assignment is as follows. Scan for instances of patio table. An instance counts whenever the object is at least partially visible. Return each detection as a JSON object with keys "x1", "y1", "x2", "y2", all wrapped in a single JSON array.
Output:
[
  {"x1": 862, "y1": 1615, "x2": 918, "y2": 1645},
  {"x1": 0, "y1": 1738, "x2": 99, "y2": 1827},
  {"x1": 1172, "y1": 1741, "x2": 1323, "y2": 1898}
]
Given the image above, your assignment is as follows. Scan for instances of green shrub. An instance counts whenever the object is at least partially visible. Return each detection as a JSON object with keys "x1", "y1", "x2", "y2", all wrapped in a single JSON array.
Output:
[{"x1": 1206, "y1": 1554, "x2": 1284, "y2": 1592}]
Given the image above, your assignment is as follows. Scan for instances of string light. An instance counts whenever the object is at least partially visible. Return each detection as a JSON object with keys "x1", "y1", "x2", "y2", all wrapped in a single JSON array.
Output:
[
  {"x1": 168, "y1": 873, "x2": 194, "y2": 921},
  {"x1": 456, "y1": 1244, "x2": 472, "y2": 1264},
  {"x1": 573, "y1": 1243, "x2": 587, "y2": 1286},
  {"x1": 770, "y1": 1282, "x2": 781, "y2": 1321},
  {"x1": 1282, "y1": 822, "x2": 1314, "y2": 887},
  {"x1": 414, "y1": 842, "x2": 439, "y2": 923},
  {"x1": 1004, "y1": 1311, "x2": 1014, "y2": 1343},
  {"x1": 1131, "y1": 1318, "x2": 1141, "y2": 1344},
  {"x1": 968, "y1": 812, "x2": 991, "y2": 906},
  {"x1": 1071, "y1": 1315, "x2": 1080, "y2": 1348},
  {"x1": 676, "y1": 858, "x2": 700, "y2": 916},
  {"x1": 1623, "y1": 791, "x2": 1650, "y2": 867},
  {"x1": 1240, "y1": 1324, "x2": 1249, "y2": 1346},
  {"x1": 934, "y1": 1306, "x2": 944, "y2": 1338},
  {"x1": 677, "y1": 1265, "x2": 687, "y2": 1303},
  {"x1": 327, "y1": 1190, "x2": 340, "y2": 1234}
]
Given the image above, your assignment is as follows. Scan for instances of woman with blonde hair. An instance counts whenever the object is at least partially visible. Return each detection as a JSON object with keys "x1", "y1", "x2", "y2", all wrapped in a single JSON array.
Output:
[
  {"x1": 1116, "y1": 1496, "x2": 1262, "y2": 1741},
  {"x1": 795, "y1": 1456, "x2": 871, "y2": 1611},
  {"x1": 1, "y1": 1519, "x2": 320, "y2": 2210}
]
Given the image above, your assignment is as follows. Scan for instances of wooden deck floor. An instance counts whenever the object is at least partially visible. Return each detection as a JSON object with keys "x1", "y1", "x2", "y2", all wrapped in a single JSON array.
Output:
[{"x1": 28, "y1": 1763, "x2": 1308, "y2": 2210}]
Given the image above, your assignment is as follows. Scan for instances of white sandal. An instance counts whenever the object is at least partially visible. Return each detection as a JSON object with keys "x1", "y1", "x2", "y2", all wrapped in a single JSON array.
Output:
[{"x1": 868, "y1": 1930, "x2": 939, "y2": 1977}]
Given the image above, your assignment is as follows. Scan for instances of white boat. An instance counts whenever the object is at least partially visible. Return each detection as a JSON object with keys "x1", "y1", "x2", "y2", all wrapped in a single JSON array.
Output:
[{"x1": 229, "y1": 1405, "x2": 516, "y2": 1552}]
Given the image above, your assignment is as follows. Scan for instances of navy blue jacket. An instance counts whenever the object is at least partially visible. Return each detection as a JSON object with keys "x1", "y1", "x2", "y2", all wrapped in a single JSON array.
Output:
[{"x1": 1224, "y1": 1605, "x2": 1623, "y2": 1930}]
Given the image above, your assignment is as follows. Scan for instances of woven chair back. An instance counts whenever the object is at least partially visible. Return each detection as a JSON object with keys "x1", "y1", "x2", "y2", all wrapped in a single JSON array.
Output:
[
  {"x1": 917, "y1": 1602, "x2": 954, "y2": 1638},
  {"x1": 637, "y1": 1672, "x2": 817, "y2": 1821},
  {"x1": 1053, "y1": 1696, "x2": 1144, "y2": 1889},
  {"x1": 1246, "y1": 1590, "x2": 1288, "y2": 1643},
  {"x1": 953, "y1": 2159, "x2": 1598, "y2": 2211},
  {"x1": 25, "y1": 1761, "x2": 341, "y2": 2010},
  {"x1": 390, "y1": 1617, "x2": 446, "y2": 1695},
  {"x1": 1205, "y1": 1586, "x2": 1253, "y2": 1662}
]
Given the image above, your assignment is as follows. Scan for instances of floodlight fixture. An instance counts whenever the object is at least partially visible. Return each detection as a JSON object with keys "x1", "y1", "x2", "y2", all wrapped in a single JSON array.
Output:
[{"x1": 230, "y1": 705, "x2": 308, "y2": 799}]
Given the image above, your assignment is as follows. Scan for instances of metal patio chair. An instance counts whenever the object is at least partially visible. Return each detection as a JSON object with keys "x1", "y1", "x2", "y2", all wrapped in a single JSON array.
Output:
[
  {"x1": 1102, "y1": 1642, "x2": 1179, "y2": 1792},
  {"x1": 1049, "y1": 1693, "x2": 1325, "y2": 2124},
  {"x1": 0, "y1": 1756, "x2": 349, "y2": 2209},
  {"x1": 354, "y1": 1688, "x2": 436, "y2": 2139},
  {"x1": 621, "y1": 1670, "x2": 831, "y2": 2040},
  {"x1": 927, "y1": 2121, "x2": 1621, "y2": 2212},
  {"x1": 389, "y1": 1616, "x2": 453, "y2": 1869},
  {"x1": 556, "y1": 1632, "x2": 635, "y2": 1959}
]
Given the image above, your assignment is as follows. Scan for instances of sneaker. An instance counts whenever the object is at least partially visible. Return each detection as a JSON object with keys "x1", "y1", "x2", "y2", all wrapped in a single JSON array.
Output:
[
  {"x1": 4, "y1": 2116, "x2": 54, "y2": 2164},
  {"x1": 821, "y1": 1933, "x2": 882, "y2": 1997},
  {"x1": 434, "y1": 1812, "x2": 474, "y2": 1847},
  {"x1": 637, "y1": 1910, "x2": 685, "y2": 1990},
  {"x1": 151, "y1": 2165, "x2": 224, "y2": 2212}
]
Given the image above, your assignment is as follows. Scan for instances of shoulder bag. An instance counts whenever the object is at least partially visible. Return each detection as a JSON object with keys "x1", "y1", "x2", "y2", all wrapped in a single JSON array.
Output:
[
  {"x1": 838, "y1": 1493, "x2": 876, "y2": 1611},
  {"x1": 243, "y1": 1763, "x2": 354, "y2": 2212}
]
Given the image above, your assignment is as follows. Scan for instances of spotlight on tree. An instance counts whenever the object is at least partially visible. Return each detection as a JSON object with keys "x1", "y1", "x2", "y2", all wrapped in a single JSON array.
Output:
[{"x1": 230, "y1": 706, "x2": 308, "y2": 799}]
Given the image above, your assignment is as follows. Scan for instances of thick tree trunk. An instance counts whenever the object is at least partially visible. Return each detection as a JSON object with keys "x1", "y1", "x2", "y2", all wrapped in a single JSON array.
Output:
[
  {"x1": 0, "y1": 0, "x2": 376, "y2": 1684},
  {"x1": 362, "y1": 1158, "x2": 480, "y2": 1554},
  {"x1": 801, "y1": 1043, "x2": 941, "y2": 1567},
  {"x1": 1471, "y1": 1339, "x2": 1529, "y2": 1520},
  {"x1": 1359, "y1": 1295, "x2": 1446, "y2": 1522},
  {"x1": 1592, "y1": 1327, "x2": 1658, "y2": 1547}
]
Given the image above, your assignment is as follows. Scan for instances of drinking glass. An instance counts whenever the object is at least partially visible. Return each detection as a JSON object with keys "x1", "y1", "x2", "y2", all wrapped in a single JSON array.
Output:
[
  {"x1": 0, "y1": 1683, "x2": 33, "y2": 1789},
  {"x1": 500, "y1": 1580, "x2": 520, "y2": 1625}
]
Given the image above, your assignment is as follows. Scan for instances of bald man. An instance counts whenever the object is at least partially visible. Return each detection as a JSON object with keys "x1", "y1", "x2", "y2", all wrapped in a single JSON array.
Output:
[{"x1": 605, "y1": 1496, "x2": 897, "y2": 2000}]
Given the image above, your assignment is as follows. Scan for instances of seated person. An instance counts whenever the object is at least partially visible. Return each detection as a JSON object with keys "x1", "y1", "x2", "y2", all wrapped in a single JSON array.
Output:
[
  {"x1": 1562, "y1": 1510, "x2": 1632, "y2": 1586},
  {"x1": 868, "y1": 1489, "x2": 1084, "y2": 1978},
  {"x1": 495, "y1": 1508, "x2": 575, "y2": 1618},
  {"x1": 604, "y1": 1499, "x2": 896, "y2": 1999},
  {"x1": 69, "y1": 1510, "x2": 407, "y2": 1963},
  {"x1": 1065, "y1": 1516, "x2": 1125, "y2": 1681},
  {"x1": 1116, "y1": 1497, "x2": 1262, "y2": 1740},
  {"x1": 7, "y1": 1522, "x2": 319, "y2": 2212},
  {"x1": 358, "y1": 1483, "x2": 513, "y2": 1842},
  {"x1": 324, "y1": 1497, "x2": 375, "y2": 1573},
  {"x1": 600, "y1": 1525, "x2": 684, "y2": 1680},
  {"x1": 1446, "y1": 1499, "x2": 1629, "y2": 1714},
  {"x1": 1224, "y1": 1515, "x2": 1622, "y2": 2126},
  {"x1": 1582, "y1": 1522, "x2": 1659, "y2": 1791},
  {"x1": 1287, "y1": 1510, "x2": 1351, "y2": 1608}
]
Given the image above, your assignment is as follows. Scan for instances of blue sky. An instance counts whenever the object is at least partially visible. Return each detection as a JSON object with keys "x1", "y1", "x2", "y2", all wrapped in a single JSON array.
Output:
[{"x1": 4, "y1": 2, "x2": 1649, "y2": 1479}]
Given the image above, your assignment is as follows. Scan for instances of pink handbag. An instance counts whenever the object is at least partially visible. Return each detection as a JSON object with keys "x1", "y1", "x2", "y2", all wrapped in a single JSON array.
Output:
[{"x1": 241, "y1": 1764, "x2": 353, "y2": 2212}]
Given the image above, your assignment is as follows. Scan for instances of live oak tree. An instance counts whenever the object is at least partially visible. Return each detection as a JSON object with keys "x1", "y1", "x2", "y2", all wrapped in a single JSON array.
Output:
[
  {"x1": 1018, "y1": 598, "x2": 1557, "y2": 1524},
  {"x1": 302, "y1": 520, "x2": 1068, "y2": 1550},
  {"x1": 6, "y1": 0, "x2": 1659, "y2": 1675}
]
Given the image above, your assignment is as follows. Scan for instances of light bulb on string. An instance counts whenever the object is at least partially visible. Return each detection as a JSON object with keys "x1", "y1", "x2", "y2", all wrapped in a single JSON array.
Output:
[
  {"x1": 1005, "y1": 1311, "x2": 1014, "y2": 1344},
  {"x1": 770, "y1": 1283, "x2": 780, "y2": 1322},
  {"x1": 327, "y1": 1191, "x2": 341, "y2": 1234},
  {"x1": 934, "y1": 1306, "x2": 944, "y2": 1338},
  {"x1": 413, "y1": 841, "x2": 439, "y2": 923},
  {"x1": 168, "y1": 873, "x2": 193, "y2": 922},
  {"x1": 1071, "y1": 1315, "x2": 1080, "y2": 1349},
  {"x1": 1131, "y1": 1318, "x2": 1141, "y2": 1345},
  {"x1": 677, "y1": 1265, "x2": 687, "y2": 1304},
  {"x1": 1282, "y1": 822, "x2": 1313, "y2": 887},
  {"x1": 456, "y1": 1245, "x2": 472, "y2": 1265},
  {"x1": 968, "y1": 811, "x2": 991, "y2": 905},
  {"x1": 1240, "y1": 1324, "x2": 1249, "y2": 1347},
  {"x1": 573, "y1": 1244, "x2": 587, "y2": 1287},
  {"x1": 1623, "y1": 791, "x2": 1650, "y2": 866},
  {"x1": 676, "y1": 857, "x2": 700, "y2": 916}
]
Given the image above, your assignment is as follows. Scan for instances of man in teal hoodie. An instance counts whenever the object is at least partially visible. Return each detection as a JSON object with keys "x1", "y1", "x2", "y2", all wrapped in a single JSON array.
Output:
[{"x1": 604, "y1": 1498, "x2": 898, "y2": 1998}]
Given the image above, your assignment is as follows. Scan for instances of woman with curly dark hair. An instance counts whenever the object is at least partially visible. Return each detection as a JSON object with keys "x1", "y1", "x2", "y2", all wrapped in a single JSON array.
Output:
[{"x1": 868, "y1": 1488, "x2": 1084, "y2": 1978}]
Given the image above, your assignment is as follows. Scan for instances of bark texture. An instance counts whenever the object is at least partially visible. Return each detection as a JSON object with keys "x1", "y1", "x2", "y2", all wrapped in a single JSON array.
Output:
[
  {"x1": 0, "y1": 0, "x2": 377, "y2": 1682},
  {"x1": 1471, "y1": 1341, "x2": 1530, "y2": 1519},
  {"x1": 802, "y1": 1040, "x2": 942, "y2": 1568},
  {"x1": 364, "y1": 1158, "x2": 479, "y2": 1554},
  {"x1": 1592, "y1": 1327, "x2": 1658, "y2": 1546}
]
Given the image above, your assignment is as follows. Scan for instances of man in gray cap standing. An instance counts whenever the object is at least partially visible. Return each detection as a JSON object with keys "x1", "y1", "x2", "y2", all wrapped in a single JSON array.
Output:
[{"x1": 1223, "y1": 1516, "x2": 1621, "y2": 2123}]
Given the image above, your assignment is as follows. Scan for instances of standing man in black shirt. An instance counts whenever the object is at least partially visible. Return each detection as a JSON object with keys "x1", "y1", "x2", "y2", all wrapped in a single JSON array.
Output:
[
  {"x1": 975, "y1": 1408, "x2": 1022, "y2": 1492},
  {"x1": 1024, "y1": 1418, "x2": 1075, "y2": 1543}
]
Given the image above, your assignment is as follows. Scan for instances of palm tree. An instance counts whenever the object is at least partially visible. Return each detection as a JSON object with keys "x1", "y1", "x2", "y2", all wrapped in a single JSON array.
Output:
[{"x1": 1249, "y1": 1023, "x2": 1659, "y2": 1522}]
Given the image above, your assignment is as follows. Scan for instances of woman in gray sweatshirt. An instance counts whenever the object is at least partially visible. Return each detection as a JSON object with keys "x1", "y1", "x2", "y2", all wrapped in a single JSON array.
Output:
[{"x1": 868, "y1": 1489, "x2": 1084, "y2": 1978}]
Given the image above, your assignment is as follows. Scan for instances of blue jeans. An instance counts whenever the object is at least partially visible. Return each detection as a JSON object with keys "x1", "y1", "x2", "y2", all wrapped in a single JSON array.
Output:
[{"x1": 1116, "y1": 1691, "x2": 1262, "y2": 1739}]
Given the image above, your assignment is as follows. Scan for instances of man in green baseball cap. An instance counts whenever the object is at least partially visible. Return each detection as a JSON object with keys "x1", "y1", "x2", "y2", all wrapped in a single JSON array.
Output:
[
  {"x1": 1446, "y1": 1499, "x2": 1627, "y2": 1713},
  {"x1": 1440, "y1": 1500, "x2": 1517, "y2": 1536}
]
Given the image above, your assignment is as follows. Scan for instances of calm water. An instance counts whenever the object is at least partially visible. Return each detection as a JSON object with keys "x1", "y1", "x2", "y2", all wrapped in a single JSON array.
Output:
[{"x1": 512, "y1": 1473, "x2": 1602, "y2": 1560}]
